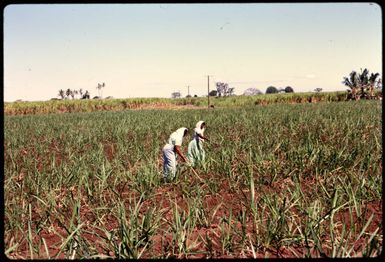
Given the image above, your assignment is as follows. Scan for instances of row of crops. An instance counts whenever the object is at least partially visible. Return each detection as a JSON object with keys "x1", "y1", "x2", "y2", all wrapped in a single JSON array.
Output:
[
  {"x1": 4, "y1": 100, "x2": 382, "y2": 258},
  {"x1": 4, "y1": 91, "x2": 369, "y2": 116}
]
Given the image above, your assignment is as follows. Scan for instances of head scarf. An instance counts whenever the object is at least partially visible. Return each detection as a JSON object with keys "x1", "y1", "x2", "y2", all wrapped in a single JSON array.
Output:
[
  {"x1": 193, "y1": 121, "x2": 205, "y2": 140},
  {"x1": 176, "y1": 127, "x2": 188, "y2": 138},
  {"x1": 168, "y1": 127, "x2": 188, "y2": 146}
]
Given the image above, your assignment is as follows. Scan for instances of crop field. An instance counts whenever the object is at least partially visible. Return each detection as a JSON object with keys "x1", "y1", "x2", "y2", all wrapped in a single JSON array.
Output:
[
  {"x1": 4, "y1": 100, "x2": 382, "y2": 258},
  {"x1": 4, "y1": 91, "x2": 359, "y2": 116}
]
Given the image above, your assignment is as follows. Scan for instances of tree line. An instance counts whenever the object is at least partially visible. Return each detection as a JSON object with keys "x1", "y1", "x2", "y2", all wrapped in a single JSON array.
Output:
[
  {"x1": 171, "y1": 82, "x2": 294, "y2": 98},
  {"x1": 243, "y1": 86, "x2": 294, "y2": 96},
  {"x1": 55, "y1": 83, "x2": 107, "y2": 100},
  {"x1": 57, "y1": 88, "x2": 91, "y2": 100}
]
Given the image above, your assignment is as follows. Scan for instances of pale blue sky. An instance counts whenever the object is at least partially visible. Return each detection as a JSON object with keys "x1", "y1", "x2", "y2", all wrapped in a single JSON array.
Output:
[{"x1": 3, "y1": 3, "x2": 382, "y2": 101}]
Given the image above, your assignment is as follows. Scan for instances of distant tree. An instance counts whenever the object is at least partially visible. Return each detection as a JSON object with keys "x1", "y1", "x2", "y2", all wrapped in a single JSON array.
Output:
[
  {"x1": 285, "y1": 86, "x2": 294, "y2": 93},
  {"x1": 243, "y1": 88, "x2": 262, "y2": 96},
  {"x1": 82, "y1": 90, "x2": 90, "y2": 99},
  {"x1": 368, "y1": 72, "x2": 381, "y2": 97},
  {"x1": 93, "y1": 96, "x2": 100, "y2": 99},
  {"x1": 186, "y1": 94, "x2": 192, "y2": 98},
  {"x1": 357, "y1": 68, "x2": 370, "y2": 98},
  {"x1": 171, "y1": 91, "x2": 181, "y2": 98},
  {"x1": 314, "y1": 88, "x2": 323, "y2": 93},
  {"x1": 342, "y1": 71, "x2": 359, "y2": 100},
  {"x1": 342, "y1": 68, "x2": 382, "y2": 100},
  {"x1": 70, "y1": 90, "x2": 78, "y2": 99},
  {"x1": 228, "y1": 87, "x2": 235, "y2": 96},
  {"x1": 66, "y1": 88, "x2": 72, "y2": 99},
  {"x1": 209, "y1": 90, "x2": 218, "y2": 96},
  {"x1": 79, "y1": 89, "x2": 83, "y2": 99},
  {"x1": 216, "y1": 82, "x2": 229, "y2": 97},
  {"x1": 96, "y1": 82, "x2": 105, "y2": 98},
  {"x1": 266, "y1": 86, "x2": 278, "y2": 94},
  {"x1": 194, "y1": 94, "x2": 198, "y2": 97},
  {"x1": 58, "y1": 89, "x2": 65, "y2": 99},
  {"x1": 342, "y1": 68, "x2": 381, "y2": 100}
]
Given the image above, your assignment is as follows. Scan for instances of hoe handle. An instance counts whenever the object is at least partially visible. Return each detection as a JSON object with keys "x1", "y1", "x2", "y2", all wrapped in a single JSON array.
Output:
[{"x1": 190, "y1": 166, "x2": 204, "y2": 183}]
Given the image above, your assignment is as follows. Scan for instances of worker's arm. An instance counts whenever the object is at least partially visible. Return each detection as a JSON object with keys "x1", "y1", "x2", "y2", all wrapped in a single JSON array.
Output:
[
  {"x1": 175, "y1": 145, "x2": 188, "y2": 162},
  {"x1": 197, "y1": 133, "x2": 210, "y2": 142}
]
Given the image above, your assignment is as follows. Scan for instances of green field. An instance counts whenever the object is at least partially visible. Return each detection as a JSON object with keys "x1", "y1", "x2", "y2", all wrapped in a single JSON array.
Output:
[
  {"x1": 4, "y1": 100, "x2": 382, "y2": 258},
  {"x1": 4, "y1": 91, "x2": 355, "y2": 115}
]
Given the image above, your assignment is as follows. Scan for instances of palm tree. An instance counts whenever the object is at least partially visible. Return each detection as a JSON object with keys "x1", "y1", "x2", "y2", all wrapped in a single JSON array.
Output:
[
  {"x1": 96, "y1": 84, "x2": 100, "y2": 97},
  {"x1": 343, "y1": 69, "x2": 382, "y2": 100},
  {"x1": 71, "y1": 90, "x2": 78, "y2": 99},
  {"x1": 83, "y1": 90, "x2": 90, "y2": 99},
  {"x1": 96, "y1": 82, "x2": 105, "y2": 98},
  {"x1": 358, "y1": 68, "x2": 369, "y2": 98},
  {"x1": 65, "y1": 88, "x2": 71, "y2": 99},
  {"x1": 342, "y1": 71, "x2": 358, "y2": 100},
  {"x1": 368, "y1": 72, "x2": 380, "y2": 97},
  {"x1": 58, "y1": 89, "x2": 65, "y2": 99}
]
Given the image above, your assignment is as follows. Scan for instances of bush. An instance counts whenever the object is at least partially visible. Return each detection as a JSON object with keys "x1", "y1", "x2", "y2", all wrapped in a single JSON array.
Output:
[{"x1": 266, "y1": 86, "x2": 278, "y2": 94}]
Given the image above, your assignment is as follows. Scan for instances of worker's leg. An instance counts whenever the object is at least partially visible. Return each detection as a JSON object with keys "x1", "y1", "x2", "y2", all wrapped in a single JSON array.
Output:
[
  {"x1": 163, "y1": 146, "x2": 176, "y2": 179},
  {"x1": 187, "y1": 140, "x2": 195, "y2": 165},
  {"x1": 187, "y1": 139, "x2": 201, "y2": 167}
]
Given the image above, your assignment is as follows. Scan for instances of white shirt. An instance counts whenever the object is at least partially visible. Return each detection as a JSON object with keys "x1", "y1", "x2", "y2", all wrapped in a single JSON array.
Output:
[{"x1": 167, "y1": 127, "x2": 187, "y2": 147}]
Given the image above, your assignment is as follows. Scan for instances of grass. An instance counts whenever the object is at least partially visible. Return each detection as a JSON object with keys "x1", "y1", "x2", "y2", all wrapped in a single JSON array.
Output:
[{"x1": 4, "y1": 99, "x2": 382, "y2": 258}]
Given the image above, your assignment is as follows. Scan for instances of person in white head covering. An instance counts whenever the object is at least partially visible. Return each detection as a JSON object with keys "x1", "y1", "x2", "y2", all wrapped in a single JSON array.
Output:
[
  {"x1": 187, "y1": 121, "x2": 210, "y2": 167},
  {"x1": 162, "y1": 127, "x2": 189, "y2": 180}
]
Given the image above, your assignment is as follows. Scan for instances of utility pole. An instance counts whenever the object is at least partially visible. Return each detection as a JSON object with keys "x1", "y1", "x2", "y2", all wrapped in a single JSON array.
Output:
[
  {"x1": 187, "y1": 85, "x2": 190, "y2": 96},
  {"x1": 207, "y1": 75, "x2": 211, "y2": 108}
]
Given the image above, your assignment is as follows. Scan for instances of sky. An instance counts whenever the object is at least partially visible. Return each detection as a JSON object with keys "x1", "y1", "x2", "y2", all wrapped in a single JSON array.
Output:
[{"x1": 3, "y1": 3, "x2": 382, "y2": 102}]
